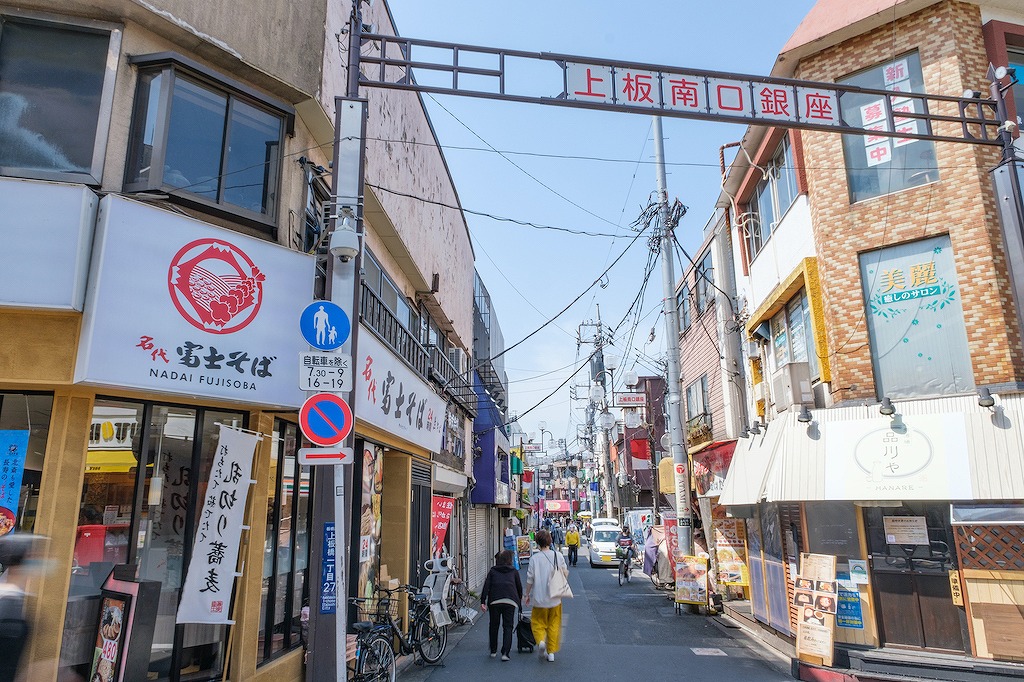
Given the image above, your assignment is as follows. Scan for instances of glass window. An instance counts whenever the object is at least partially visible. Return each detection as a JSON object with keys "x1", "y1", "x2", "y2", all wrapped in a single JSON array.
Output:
[
  {"x1": 125, "y1": 58, "x2": 285, "y2": 223},
  {"x1": 0, "y1": 16, "x2": 118, "y2": 182},
  {"x1": 839, "y1": 52, "x2": 938, "y2": 203},
  {"x1": 685, "y1": 375, "x2": 709, "y2": 428},
  {"x1": 258, "y1": 421, "x2": 312, "y2": 664},
  {"x1": 677, "y1": 284, "x2": 691, "y2": 330},
  {"x1": 769, "y1": 289, "x2": 818, "y2": 379},
  {"x1": 0, "y1": 392, "x2": 52, "y2": 535},
  {"x1": 695, "y1": 253, "x2": 713, "y2": 313},
  {"x1": 362, "y1": 251, "x2": 383, "y2": 295},
  {"x1": 745, "y1": 137, "x2": 798, "y2": 260},
  {"x1": 1010, "y1": 51, "x2": 1024, "y2": 129},
  {"x1": 61, "y1": 402, "x2": 247, "y2": 682}
]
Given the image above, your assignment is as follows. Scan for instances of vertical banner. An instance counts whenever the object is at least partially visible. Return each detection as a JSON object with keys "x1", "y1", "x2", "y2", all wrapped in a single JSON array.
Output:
[
  {"x1": 0, "y1": 431, "x2": 29, "y2": 535},
  {"x1": 664, "y1": 515, "x2": 679, "y2": 580},
  {"x1": 356, "y1": 444, "x2": 384, "y2": 599},
  {"x1": 431, "y1": 495, "x2": 455, "y2": 557},
  {"x1": 176, "y1": 425, "x2": 259, "y2": 623}
]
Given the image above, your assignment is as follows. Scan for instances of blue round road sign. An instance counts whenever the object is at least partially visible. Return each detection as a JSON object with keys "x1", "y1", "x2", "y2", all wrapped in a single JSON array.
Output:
[
  {"x1": 300, "y1": 300, "x2": 351, "y2": 351},
  {"x1": 299, "y1": 393, "x2": 353, "y2": 447}
]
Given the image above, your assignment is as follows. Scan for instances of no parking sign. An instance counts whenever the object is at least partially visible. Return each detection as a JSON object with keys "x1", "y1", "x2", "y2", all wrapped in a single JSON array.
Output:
[{"x1": 299, "y1": 393, "x2": 353, "y2": 446}]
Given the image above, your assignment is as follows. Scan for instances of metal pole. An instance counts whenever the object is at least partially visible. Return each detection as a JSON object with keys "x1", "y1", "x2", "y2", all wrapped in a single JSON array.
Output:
[
  {"x1": 307, "y1": 7, "x2": 365, "y2": 680},
  {"x1": 653, "y1": 116, "x2": 693, "y2": 556}
]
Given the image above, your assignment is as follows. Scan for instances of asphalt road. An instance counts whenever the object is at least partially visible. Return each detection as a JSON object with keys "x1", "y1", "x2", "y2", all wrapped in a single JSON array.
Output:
[{"x1": 400, "y1": 548, "x2": 792, "y2": 681}]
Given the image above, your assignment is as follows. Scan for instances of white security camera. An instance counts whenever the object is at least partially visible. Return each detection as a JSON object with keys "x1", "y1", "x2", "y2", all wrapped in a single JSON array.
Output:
[{"x1": 329, "y1": 227, "x2": 360, "y2": 262}]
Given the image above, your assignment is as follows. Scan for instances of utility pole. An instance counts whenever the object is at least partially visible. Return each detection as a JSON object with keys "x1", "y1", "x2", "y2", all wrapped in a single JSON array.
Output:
[
  {"x1": 307, "y1": 6, "x2": 366, "y2": 680},
  {"x1": 653, "y1": 116, "x2": 693, "y2": 556},
  {"x1": 592, "y1": 308, "x2": 618, "y2": 518}
]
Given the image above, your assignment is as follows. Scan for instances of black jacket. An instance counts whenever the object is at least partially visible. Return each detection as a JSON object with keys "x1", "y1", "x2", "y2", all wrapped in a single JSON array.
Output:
[{"x1": 480, "y1": 565, "x2": 523, "y2": 606}]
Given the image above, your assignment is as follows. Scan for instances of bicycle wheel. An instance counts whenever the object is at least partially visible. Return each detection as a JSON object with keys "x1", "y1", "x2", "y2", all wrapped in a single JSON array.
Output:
[
  {"x1": 357, "y1": 634, "x2": 396, "y2": 682},
  {"x1": 617, "y1": 561, "x2": 625, "y2": 586},
  {"x1": 414, "y1": 617, "x2": 448, "y2": 664}
]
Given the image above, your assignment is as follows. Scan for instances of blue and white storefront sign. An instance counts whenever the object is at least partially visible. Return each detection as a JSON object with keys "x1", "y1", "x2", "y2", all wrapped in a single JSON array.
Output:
[
  {"x1": 355, "y1": 329, "x2": 445, "y2": 453},
  {"x1": 299, "y1": 300, "x2": 350, "y2": 351},
  {"x1": 75, "y1": 196, "x2": 314, "y2": 408}
]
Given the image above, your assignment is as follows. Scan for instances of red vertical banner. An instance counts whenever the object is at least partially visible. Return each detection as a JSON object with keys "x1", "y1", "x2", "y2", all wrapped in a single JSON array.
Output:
[
  {"x1": 431, "y1": 495, "x2": 455, "y2": 557},
  {"x1": 664, "y1": 516, "x2": 679, "y2": 580}
]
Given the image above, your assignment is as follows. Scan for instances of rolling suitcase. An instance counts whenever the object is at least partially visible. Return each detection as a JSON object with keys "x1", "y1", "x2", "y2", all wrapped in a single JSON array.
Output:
[{"x1": 516, "y1": 613, "x2": 535, "y2": 653}]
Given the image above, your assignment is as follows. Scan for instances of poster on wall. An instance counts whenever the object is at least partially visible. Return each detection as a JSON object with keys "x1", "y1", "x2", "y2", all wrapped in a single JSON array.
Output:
[
  {"x1": 0, "y1": 431, "x2": 29, "y2": 536},
  {"x1": 674, "y1": 555, "x2": 708, "y2": 605},
  {"x1": 89, "y1": 594, "x2": 129, "y2": 682},
  {"x1": 625, "y1": 509, "x2": 654, "y2": 548},
  {"x1": 75, "y1": 195, "x2": 314, "y2": 408},
  {"x1": 431, "y1": 495, "x2": 455, "y2": 557},
  {"x1": 357, "y1": 444, "x2": 385, "y2": 599},
  {"x1": 713, "y1": 518, "x2": 749, "y2": 586},
  {"x1": 177, "y1": 425, "x2": 260, "y2": 623}
]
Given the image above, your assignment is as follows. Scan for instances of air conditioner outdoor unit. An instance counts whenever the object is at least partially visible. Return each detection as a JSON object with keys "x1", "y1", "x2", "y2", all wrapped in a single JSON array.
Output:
[
  {"x1": 751, "y1": 381, "x2": 767, "y2": 404},
  {"x1": 771, "y1": 362, "x2": 813, "y2": 411}
]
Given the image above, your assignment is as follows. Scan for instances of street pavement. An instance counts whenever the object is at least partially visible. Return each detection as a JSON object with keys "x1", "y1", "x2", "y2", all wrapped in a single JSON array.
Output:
[{"x1": 400, "y1": 548, "x2": 792, "y2": 681}]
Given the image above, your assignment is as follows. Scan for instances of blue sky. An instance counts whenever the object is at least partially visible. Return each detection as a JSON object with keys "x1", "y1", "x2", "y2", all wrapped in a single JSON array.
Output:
[{"x1": 384, "y1": 1, "x2": 818, "y2": 453}]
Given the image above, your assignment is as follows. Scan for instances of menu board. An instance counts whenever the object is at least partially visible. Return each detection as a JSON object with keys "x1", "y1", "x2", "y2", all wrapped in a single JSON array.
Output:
[
  {"x1": 794, "y1": 553, "x2": 837, "y2": 667},
  {"x1": 89, "y1": 594, "x2": 129, "y2": 682}
]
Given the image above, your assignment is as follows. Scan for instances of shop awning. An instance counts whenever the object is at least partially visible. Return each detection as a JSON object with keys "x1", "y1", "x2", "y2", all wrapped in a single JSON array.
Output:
[
  {"x1": 433, "y1": 463, "x2": 468, "y2": 494},
  {"x1": 718, "y1": 420, "x2": 784, "y2": 507},
  {"x1": 545, "y1": 500, "x2": 571, "y2": 512},
  {"x1": 85, "y1": 449, "x2": 139, "y2": 474},
  {"x1": 721, "y1": 393, "x2": 1024, "y2": 505}
]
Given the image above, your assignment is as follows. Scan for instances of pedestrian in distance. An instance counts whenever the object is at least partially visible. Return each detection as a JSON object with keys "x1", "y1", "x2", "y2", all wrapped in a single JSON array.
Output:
[
  {"x1": 524, "y1": 529, "x2": 569, "y2": 663},
  {"x1": 552, "y1": 522, "x2": 565, "y2": 554},
  {"x1": 480, "y1": 549, "x2": 523, "y2": 662},
  {"x1": 565, "y1": 523, "x2": 580, "y2": 567}
]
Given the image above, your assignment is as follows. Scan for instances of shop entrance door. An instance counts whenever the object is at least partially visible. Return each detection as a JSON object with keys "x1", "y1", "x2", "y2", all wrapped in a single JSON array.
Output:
[{"x1": 865, "y1": 504, "x2": 968, "y2": 653}]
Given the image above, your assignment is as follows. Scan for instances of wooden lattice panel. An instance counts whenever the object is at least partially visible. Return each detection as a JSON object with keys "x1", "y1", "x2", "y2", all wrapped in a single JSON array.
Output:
[{"x1": 955, "y1": 525, "x2": 1024, "y2": 571}]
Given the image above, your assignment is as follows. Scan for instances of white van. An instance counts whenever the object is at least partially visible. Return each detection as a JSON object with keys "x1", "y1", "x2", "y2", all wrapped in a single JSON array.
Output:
[{"x1": 588, "y1": 524, "x2": 623, "y2": 567}]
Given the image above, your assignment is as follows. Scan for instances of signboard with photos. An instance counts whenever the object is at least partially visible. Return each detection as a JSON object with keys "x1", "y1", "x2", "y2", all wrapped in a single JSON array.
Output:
[{"x1": 794, "y1": 553, "x2": 837, "y2": 667}]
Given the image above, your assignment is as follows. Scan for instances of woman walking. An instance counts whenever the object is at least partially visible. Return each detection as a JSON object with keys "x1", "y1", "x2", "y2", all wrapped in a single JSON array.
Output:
[
  {"x1": 480, "y1": 549, "x2": 523, "y2": 661},
  {"x1": 523, "y1": 529, "x2": 569, "y2": 662}
]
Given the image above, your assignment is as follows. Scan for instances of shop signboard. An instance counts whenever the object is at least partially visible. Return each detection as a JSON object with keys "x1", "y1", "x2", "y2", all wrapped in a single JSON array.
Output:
[
  {"x1": 355, "y1": 329, "x2": 445, "y2": 453},
  {"x1": 692, "y1": 442, "x2": 736, "y2": 497},
  {"x1": 516, "y1": 535, "x2": 532, "y2": 561},
  {"x1": 177, "y1": 425, "x2": 260, "y2": 623},
  {"x1": 75, "y1": 196, "x2": 314, "y2": 408},
  {"x1": 825, "y1": 414, "x2": 971, "y2": 501},
  {"x1": 0, "y1": 430, "x2": 29, "y2": 535}
]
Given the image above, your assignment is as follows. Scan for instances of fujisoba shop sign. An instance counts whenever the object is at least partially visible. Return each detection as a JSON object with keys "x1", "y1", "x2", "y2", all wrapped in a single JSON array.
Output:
[{"x1": 75, "y1": 196, "x2": 314, "y2": 408}]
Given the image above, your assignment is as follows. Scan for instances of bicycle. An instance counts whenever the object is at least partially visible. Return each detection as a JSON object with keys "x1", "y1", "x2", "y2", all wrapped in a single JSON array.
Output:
[
  {"x1": 617, "y1": 546, "x2": 636, "y2": 586},
  {"x1": 351, "y1": 583, "x2": 448, "y2": 667},
  {"x1": 348, "y1": 621, "x2": 396, "y2": 682}
]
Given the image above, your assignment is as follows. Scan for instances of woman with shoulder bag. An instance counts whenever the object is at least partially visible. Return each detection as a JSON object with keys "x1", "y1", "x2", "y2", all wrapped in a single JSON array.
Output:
[
  {"x1": 480, "y1": 549, "x2": 523, "y2": 661},
  {"x1": 523, "y1": 529, "x2": 570, "y2": 662}
]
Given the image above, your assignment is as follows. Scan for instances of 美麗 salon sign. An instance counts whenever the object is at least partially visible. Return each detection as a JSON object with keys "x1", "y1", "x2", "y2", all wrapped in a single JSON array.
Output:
[{"x1": 75, "y1": 196, "x2": 314, "y2": 408}]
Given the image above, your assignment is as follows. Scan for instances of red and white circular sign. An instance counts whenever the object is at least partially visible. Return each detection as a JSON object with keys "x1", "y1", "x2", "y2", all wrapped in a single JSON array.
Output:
[{"x1": 168, "y1": 238, "x2": 265, "y2": 334}]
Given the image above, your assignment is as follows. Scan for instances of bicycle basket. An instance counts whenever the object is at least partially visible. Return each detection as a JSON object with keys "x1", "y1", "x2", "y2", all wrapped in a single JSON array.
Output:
[{"x1": 351, "y1": 596, "x2": 399, "y2": 623}]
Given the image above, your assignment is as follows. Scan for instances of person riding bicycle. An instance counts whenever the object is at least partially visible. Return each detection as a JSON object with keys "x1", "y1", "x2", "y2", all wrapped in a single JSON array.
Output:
[{"x1": 617, "y1": 526, "x2": 636, "y2": 559}]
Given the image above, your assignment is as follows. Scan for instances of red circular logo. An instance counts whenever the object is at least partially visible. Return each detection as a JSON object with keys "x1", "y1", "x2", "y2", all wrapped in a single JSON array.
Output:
[{"x1": 168, "y1": 238, "x2": 265, "y2": 334}]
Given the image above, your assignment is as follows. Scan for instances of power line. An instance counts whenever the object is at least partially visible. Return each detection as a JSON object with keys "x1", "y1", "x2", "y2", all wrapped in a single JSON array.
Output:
[{"x1": 366, "y1": 183, "x2": 626, "y2": 237}]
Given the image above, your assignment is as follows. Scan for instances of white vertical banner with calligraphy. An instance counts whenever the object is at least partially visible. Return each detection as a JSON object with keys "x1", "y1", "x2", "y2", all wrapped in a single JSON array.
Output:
[{"x1": 177, "y1": 424, "x2": 259, "y2": 624}]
